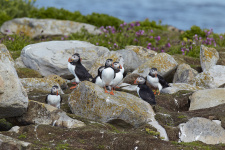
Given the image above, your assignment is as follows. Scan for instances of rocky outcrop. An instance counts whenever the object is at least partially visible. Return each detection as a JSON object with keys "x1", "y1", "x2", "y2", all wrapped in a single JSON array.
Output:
[
  {"x1": 189, "y1": 88, "x2": 225, "y2": 110},
  {"x1": 200, "y1": 45, "x2": 219, "y2": 71},
  {"x1": 132, "y1": 53, "x2": 178, "y2": 77},
  {"x1": 161, "y1": 83, "x2": 204, "y2": 94},
  {"x1": 0, "y1": 17, "x2": 101, "y2": 38},
  {"x1": 68, "y1": 81, "x2": 168, "y2": 140},
  {"x1": 0, "y1": 134, "x2": 31, "y2": 150},
  {"x1": 10, "y1": 100, "x2": 85, "y2": 129},
  {"x1": 192, "y1": 65, "x2": 225, "y2": 88},
  {"x1": 179, "y1": 117, "x2": 225, "y2": 144},
  {"x1": 173, "y1": 63, "x2": 198, "y2": 83},
  {"x1": 20, "y1": 75, "x2": 67, "y2": 93},
  {"x1": 21, "y1": 40, "x2": 109, "y2": 78},
  {"x1": 0, "y1": 44, "x2": 28, "y2": 118}
]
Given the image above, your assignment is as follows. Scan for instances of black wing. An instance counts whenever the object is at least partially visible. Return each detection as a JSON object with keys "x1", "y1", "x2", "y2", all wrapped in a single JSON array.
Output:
[
  {"x1": 139, "y1": 85, "x2": 156, "y2": 105},
  {"x1": 92, "y1": 76, "x2": 98, "y2": 83},
  {"x1": 75, "y1": 64, "x2": 93, "y2": 81},
  {"x1": 60, "y1": 96, "x2": 62, "y2": 103},
  {"x1": 157, "y1": 75, "x2": 169, "y2": 88},
  {"x1": 45, "y1": 95, "x2": 49, "y2": 103}
]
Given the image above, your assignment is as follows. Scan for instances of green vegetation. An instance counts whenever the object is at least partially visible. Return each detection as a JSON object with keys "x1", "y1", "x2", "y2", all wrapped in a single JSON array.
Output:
[
  {"x1": 1, "y1": 0, "x2": 225, "y2": 60},
  {"x1": 55, "y1": 143, "x2": 70, "y2": 150},
  {"x1": 0, "y1": 118, "x2": 13, "y2": 131},
  {"x1": 145, "y1": 128, "x2": 160, "y2": 137},
  {"x1": 177, "y1": 115, "x2": 187, "y2": 119},
  {"x1": 171, "y1": 141, "x2": 217, "y2": 150},
  {"x1": 18, "y1": 133, "x2": 27, "y2": 139}
]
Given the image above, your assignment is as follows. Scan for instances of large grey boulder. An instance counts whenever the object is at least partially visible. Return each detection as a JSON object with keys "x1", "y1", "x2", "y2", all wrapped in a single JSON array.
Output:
[
  {"x1": 10, "y1": 100, "x2": 85, "y2": 129},
  {"x1": 0, "y1": 44, "x2": 28, "y2": 118},
  {"x1": 179, "y1": 117, "x2": 225, "y2": 144},
  {"x1": 189, "y1": 88, "x2": 225, "y2": 110},
  {"x1": 0, "y1": 17, "x2": 101, "y2": 38},
  {"x1": 68, "y1": 81, "x2": 168, "y2": 140},
  {"x1": 173, "y1": 63, "x2": 198, "y2": 84},
  {"x1": 132, "y1": 53, "x2": 178, "y2": 77},
  {"x1": 200, "y1": 45, "x2": 219, "y2": 71},
  {"x1": 0, "y1": 134, "x2": 31, "y2": 150},
  {"x1": 21, "y1": 40, "x2": 109, "y2": 78},
  {"x1": 192, "y1": 65, "x2": 225, "y2": 88}
]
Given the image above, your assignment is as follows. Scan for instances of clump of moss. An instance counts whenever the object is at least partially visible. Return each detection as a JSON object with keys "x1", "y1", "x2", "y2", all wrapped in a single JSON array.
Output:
[
  {"x1": 0, "y1": 118, "x2": 13, "y2": 131},
  {"x1": 16, "y1": 68, "x2": 42, "y2": 78}
]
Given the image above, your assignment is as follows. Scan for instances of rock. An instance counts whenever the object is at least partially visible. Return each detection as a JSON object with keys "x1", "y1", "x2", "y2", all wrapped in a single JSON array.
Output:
[
  {"x1": 68, "y1": 81, "x2": 169, "y2": 140},
  {"x1": 116, "y1": 49, "x2": 141, "y2": 73},
  {"x1": 132, "y1": 53, "x2": 178, "y2": 77},
  {"x1": 0, "y1": 134, "x2": 31, "y2": 150},
  {"x1": 179, "y1": 117, "x2": 225, "y2": 144},
  {"x1": 0, "y1": 44, "x2": 28, "y2": 118},
  {"x1": 10, "y1": 100, "x2": 85, "y2": 129},
  {"x1": 189, "y1": 88, "x2": 225, "y2": 110},
  {"x1": 88, "y1": 51, "x2": 123, "y2": 77},
  {"x1": 173, "y1": 63, "x2": 198, "y2": 84},
  {"x1": 192, "y1": 65, "x2": 225, "y2": 88},
  {"x1": 125, "y1": 45, "x2": 157, "y2": 63},
  {"x1": 20, "y1": 75, "x2": 66, "y2": 94},
  {"x1": 0, "y1": 17, "x2": 101, "y2": 38},
  {"x1": 14, "y1": 56, "x2": 26, "y2": 68},
  {"x1": 21, "y1": 40, "x2": 109, "y2": 78},
  {"x1": 200, "y1": 45, "x2": 219, "y2": 71},
  {"x1": 161, "y1": 83, "x2": 204, "y2": 94},
  {"x1": 9, "y1": 126, "x2": 20, "y2": 133}
]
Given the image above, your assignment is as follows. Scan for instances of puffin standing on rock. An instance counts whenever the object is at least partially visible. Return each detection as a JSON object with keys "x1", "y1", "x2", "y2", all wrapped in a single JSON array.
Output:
[
  {"x1": 111, "y1": 61, "x2": 123, "y2": 91},
  {"x1": 45, "y1": 85, "x2": 62, "y2": 109},
  {"x1": 147, "y1": 68, "x2": 169, "y2": 95},
  {"x1": 92, "y1": 66, "x2": 105, "y2": 87},
  {"x1": 68, "y1": 53, "x2": 93, "y2": 89},
  {"x1": 134, "y1": 76, "x2": 156, "y2": 105},
  {"x1": 101, "y1": 59, "x2": 115, "y2": 95}
]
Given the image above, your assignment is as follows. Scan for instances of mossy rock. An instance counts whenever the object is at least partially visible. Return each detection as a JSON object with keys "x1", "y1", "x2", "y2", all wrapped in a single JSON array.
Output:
[{"x1": 16, "y1": 68, "x2": 42, "y2": 78}]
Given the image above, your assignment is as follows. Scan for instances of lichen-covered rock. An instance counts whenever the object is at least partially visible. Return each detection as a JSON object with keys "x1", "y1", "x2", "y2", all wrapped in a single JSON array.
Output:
[
  {"x1": 68, "y1": 81, "x2": 168, "y2": 140},
  {"x1": 0, "y1": 44, "x2": 28, "y2": 118},
  {"x1": 21, "y1": 40, "x2": 109, "y2": 78},
  {"x1": 189, "y1": 88, "x2": 225, "y2": 110},
  {"x1": 20, "y1": 75, "x2": 67, "y2": 94},
  {"x1": 179, "y1": 117, "x2": 225, "y2": 144},
  {"x1": 125, "y1": 45, "x2": 157, "y2": 63},
  {"x1": 0, "y1": 17, "x2": 101, "y2": 38},
  {"x1": 200, "y1": 45, "x2": 219, "y2": 71},
  {"x1": 192, "y1": 65, "x2": 225, "y2": 88},
  {"x1": 0, "y1": 134, "x2": 31, "y2": 150},
  {"x1": 88, "y1": 51, "x2": 123, "y2": 77},
  {"x1": 10, "y1": 100, "x2": 85, "y2": 129},
  {"x1": 173, "y1": 63, "x2": 198, "y2": 84},
  {"x1": 161, "y1": 83, "x2": 204, "y2": 94},
  {"x1": 132, "y1": 53, "x2": 178, "y2": 77}
]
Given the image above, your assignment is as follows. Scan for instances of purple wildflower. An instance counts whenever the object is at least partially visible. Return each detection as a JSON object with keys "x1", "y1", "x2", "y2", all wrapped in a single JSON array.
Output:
[
  {"x1": 135, "y1": 21, "x2": 140, "y2": 26},
  {"x1": 61, "y1": 37, "x2": 64, "y2": 40},
  {"x1": 155, "y1": 36, "x2": 160, "y2": 41},
  {"x1": 96, "y1": 43, "x2": 99, "y2": 46},
  {"x1": 219, "y1": 35, "x2": 223, "y2": 39},
  {"x1": 150, "y1": 29, "x2": 153, "y2": 33},
  {"x1": 130, "y1": 23, "x2": 134, "y2": 27},
  {"x1": 166, "y1": 43, "x2": 171, "y2": 48}
]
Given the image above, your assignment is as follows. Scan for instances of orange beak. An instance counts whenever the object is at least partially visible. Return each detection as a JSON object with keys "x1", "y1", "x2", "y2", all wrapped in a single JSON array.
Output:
[
  {"x1": 155, "y1": 73, "x2": 157, "y2": 77},
  {"x1": 112, "y1": 64, "x2": 114, "y2": 67},
  {"x1": 68, "y1": 57, "x2": 72, "y2": 62},
  {"x1": 119, "y1": 65, "x2": 122, "y2": 69},
  {"x1": 134, "y1": 79, "x2": 137, "y2": 84},
  {"x1": 80, "y1": 58, "x2": 82, "y2": 62},
  {"x1": 57, "y1": 90, "x2": 58, "y2": 96}
]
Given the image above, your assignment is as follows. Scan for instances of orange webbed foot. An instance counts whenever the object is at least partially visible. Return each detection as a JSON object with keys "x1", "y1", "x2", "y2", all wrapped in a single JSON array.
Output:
[{"x1": 109, "y1": 90, "x2": 114, "y2": 95}]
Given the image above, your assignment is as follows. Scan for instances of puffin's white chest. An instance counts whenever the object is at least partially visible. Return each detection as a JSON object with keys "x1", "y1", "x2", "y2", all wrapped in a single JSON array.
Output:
[
  {"x1": 47, "y1": 95, "x2": 61, "y2": 109},
  {"x1": 137, "y1": 86, "x2": 140, "y2": 98},
  {"x1": 112, "y1": 72, "x2": 123, "y2": 87},
  {"x1": 95, "y1": 76, "x2": 104, "y2": 87},
  {"x1": 147, "y1": 75, "x2": 159, "y2": 88},
  {"x1": 68, "y1": 62, "x2": 80, "y2": 83},
  {"x1": 101, "y1": 68, "x2": 114, "y2": 86}
]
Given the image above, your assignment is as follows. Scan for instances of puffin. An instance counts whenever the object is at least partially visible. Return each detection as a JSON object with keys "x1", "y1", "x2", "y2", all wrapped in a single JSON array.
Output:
[
  {"x1": 101, "y1": 59, "x2": 115, "y2": 95},
  {"x1": 92, "y1": 66, "x2": 105, "y2": 87},
  {"x1": 147, "y1": 68, "x2": 169, "y2": 95},
  {"x1": 134, "y1": 76, "x2": 156, "y2": 105},
  {"x1": 111, "y1": 61, "x2": 123, "y2": 91},
  {"x1": 68, "y1": 53, "x2": 93, "y2": 89},
  {"x1": 45, "y1": 85, "x2": 62, "y2": 109}
]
